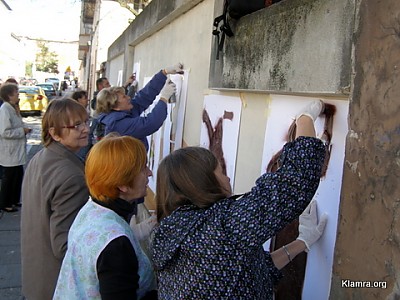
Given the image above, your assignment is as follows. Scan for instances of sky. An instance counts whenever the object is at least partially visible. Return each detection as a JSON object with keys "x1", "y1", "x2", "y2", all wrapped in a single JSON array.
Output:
[{"x1": 6, "y1": 0, "x2": 81, "y2": 41}]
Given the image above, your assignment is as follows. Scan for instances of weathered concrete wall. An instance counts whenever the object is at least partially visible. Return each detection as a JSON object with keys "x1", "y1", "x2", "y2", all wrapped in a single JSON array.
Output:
[
  {"x1": 108, "y1": 0, "x2": 203, "y2": 70},
  {"x1": 108, "y1": 53, "x2": 124, "y2": 85},
  {"x1": 330, "y1": 0, "x2": 400, "y2": 299},
  {"x1": 210, "y1": 0, "x2": 355, "y2": 94}
]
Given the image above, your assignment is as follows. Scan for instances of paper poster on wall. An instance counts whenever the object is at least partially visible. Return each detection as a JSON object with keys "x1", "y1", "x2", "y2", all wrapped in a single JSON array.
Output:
[
  {"x1": 144, "y1": 71, "x2": 189, "y2": 192},
  {"x1": 131, "y1": 62, "x2": 140, "y2": 94},
  {"x1": 200, "y1": 95, "x2": 242, "y2": 190},
  {"x1": 261, "y1": 95, "x2": 348, "y2": 300},
  {"x1": 116, "y1": 70, "x2": 123, "y2": 86},
  {"x1": 133, "y1": 62, "x2": 140, "y2": 82}
]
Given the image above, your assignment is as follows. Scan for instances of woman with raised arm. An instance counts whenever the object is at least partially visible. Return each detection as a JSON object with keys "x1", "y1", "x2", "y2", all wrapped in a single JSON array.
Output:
[{"x1": 152, "y1": 100, "x2": 328, "y2": 299}]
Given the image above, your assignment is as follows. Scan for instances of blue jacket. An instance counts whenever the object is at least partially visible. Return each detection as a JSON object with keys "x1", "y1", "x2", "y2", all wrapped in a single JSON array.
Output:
[{"x1": 98, "y1": 70, "x2": 167, "y2": 151}]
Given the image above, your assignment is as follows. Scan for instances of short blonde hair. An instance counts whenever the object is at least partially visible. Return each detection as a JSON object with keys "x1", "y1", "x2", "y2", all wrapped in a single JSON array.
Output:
[
  {"x1": 96, "y1": 86, "x2": 125, "y2": 114},
  {"x1": 85, "y1": 135, "x2": 147, "y2": 202}
]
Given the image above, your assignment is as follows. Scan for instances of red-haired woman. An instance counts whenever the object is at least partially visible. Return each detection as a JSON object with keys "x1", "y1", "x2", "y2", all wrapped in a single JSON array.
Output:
[{"x1": 54, "y1": 135, "x2": 156, "y2": 300}]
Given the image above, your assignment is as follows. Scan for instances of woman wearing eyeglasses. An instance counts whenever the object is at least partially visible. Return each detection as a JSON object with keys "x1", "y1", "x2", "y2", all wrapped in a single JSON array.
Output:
[
  {"x1": 21, "y1": 98, "x2": 90, "y2": 300},
  {"x1": 71, "y1": 90, "x2": 93, "y2": 161}
]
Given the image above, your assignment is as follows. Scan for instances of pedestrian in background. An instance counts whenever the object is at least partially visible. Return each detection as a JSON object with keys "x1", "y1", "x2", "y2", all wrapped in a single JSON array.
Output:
[
  {"x1": 5, "y1": 78, "x2": 18, "y2": 84},
  {"x1": 89, "y1": 77, "x2": 111, "y2": 152},
  {"x1": 54, "y1": 135, "x2": 157, "y2": 300},
  {"x1": 71, "y1": 90, "x2": 89, "y2": 108},
  {"x1": 152, "y1": 100, "x2": 328, "y2": 299},
  {"x1": 91, "y1": 77, "x2": 110, "y2": 111},
  {"x1": 21, "y1": 98, "x2": 90, "y2": 300},
  {"x1": 0, "y1": 83, "x2": 31, "y2": 213},
  {"x1": 71, "y1": 90, "x2": 92, "y2": 161},
  {"x1": 123, "y1": 72, "x2": 138, "y2": 98}
]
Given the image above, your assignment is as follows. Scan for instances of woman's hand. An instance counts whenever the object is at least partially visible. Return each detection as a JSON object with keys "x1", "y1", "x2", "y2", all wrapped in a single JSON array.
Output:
[
  {"x1": 295, "y1": 100, "x2": 325, "y2": 138},
  {"x1": 271, "y1": 200, "x2": 327, "y2": 270},
  {"x1": 296, "y1": 200, "x2": 328, "y2": 252},
  {"x1": 159, "y1": 79, "x2": 177, "y2": 102},
  {"x1": 163, "y1": 63, "x2": 184, "y2": 75},
  {"x1": 296, "y1": 100, "x2": 324, "y2": 123}
]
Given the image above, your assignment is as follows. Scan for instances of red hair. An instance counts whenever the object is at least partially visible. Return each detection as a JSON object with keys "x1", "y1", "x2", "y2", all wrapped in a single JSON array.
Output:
[{"x1": 85, "y1": 135, "x2": 147, "y2": 202}]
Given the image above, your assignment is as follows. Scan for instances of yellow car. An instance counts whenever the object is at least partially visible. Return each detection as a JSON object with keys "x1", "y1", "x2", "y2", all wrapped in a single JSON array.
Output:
[{"x1": 18, "y1": 86, "x2": 49, "y2": 115}]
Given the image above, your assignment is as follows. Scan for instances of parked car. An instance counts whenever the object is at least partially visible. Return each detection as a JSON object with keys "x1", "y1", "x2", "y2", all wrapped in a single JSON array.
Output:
[
  {"x1": 45, "y1": 77, "x2": 60, "y2": 83},
  {"x1": 36, "y1": 83, "x2": 58, "y2": 99},
  {"x1": 18, "y1": 86, "x2": 49, "y2": 116},
  {"x1": 27, "y1": 78, "x2": 38, "y2": 86},
  {"x1": 46, "y1": 77, "x2": 61, "y2": 90}
]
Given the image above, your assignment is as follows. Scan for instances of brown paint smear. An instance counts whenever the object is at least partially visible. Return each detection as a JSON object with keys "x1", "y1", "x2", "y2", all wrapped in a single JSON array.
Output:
[
  {"x1": 268, "y1": 103, "x2": 336, "y2": 299},
  {"x1": 202, "y1": 109, "x2": 234, "y2": 176}
]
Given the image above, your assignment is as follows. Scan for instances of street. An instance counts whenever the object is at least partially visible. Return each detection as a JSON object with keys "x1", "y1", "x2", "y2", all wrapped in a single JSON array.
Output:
[
  {"x1": 0, "y1": 115, "x2": 42, "y2": 300},
  {"x1": 24, "y1": 116, "x2": 42, "y2": 154}
]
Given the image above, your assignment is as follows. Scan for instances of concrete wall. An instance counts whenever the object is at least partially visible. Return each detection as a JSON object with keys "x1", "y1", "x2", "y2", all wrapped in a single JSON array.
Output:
[
  {"x1": 108, "y1": 53, "x2": 124, "y2": 85},
  {"x1": 330, "y1": 0, "x2": 400, "y2": 298},
  {"x1": 106, "y1": 0, "x2": 400, "y2": 298},
  {"x1": 210, "y1": 0, "x2": 354, "y2": 94}
]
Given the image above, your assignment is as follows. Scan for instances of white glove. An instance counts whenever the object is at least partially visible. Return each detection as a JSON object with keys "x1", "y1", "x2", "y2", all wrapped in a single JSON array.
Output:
[
  {"x1": 159, "y1": 79, "x2": 177, "y2": 100},
  {"x1": 296, "y1": 100, "x2": 324, "y2": 122},
  {"x1": 297, "y1": 200, "x2": 328, "y2": 252},
  {"x1": 164, "y1": 63, "x2": 184, "y2": 74},
  {"x1": 130, "y1": 215, "x2": 157, "y2": 241}
]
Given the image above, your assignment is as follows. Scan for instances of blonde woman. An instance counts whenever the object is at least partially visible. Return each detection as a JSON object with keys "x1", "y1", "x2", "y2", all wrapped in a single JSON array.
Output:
[{"x1": 95, "y1": 63, "x2": 183, "y2": 151}]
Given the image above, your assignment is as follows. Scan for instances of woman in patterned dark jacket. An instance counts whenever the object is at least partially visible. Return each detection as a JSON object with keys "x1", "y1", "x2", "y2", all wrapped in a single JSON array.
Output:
[{"x1": 151, "y1": 100, "x2": 328, "y2": 299}]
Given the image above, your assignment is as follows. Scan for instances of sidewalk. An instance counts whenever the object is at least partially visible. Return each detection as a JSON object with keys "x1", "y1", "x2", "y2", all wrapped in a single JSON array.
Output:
[
  {"x1": 0, "y1": 116, "x2": 43, "y2": 300},
  {"x1": 0, "y1": 208, "x2": 23, "y2": 300}
]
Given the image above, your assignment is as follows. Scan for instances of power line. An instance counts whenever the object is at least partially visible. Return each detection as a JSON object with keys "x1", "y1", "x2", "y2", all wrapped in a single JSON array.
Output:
[{"x1": 16, "y1": 35, "x2": 79, "y2": 44}]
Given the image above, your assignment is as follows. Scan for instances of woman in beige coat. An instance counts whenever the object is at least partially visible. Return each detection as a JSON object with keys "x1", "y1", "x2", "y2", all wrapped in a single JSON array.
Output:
[
  {"x1": 21, "y1": 98, "x2": 90, "y2": 300},
  {"x1": 0, "y1": 83, "x2": 31, "y2": 212}
]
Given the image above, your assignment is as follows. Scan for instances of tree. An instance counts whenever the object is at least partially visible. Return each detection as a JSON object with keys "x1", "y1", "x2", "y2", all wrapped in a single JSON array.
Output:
[
  {"x1": 25, "y1": 61, "x2": 33, "y2": 78},
  {"x1": 35, "y1": 41, "x2": 59, "y2": 74}
]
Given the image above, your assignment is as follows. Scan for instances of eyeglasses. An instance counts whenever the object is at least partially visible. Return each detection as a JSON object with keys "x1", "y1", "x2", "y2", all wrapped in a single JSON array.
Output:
[{"x1": 62, "y1": 120, "x2": 90, "y2": 130}]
